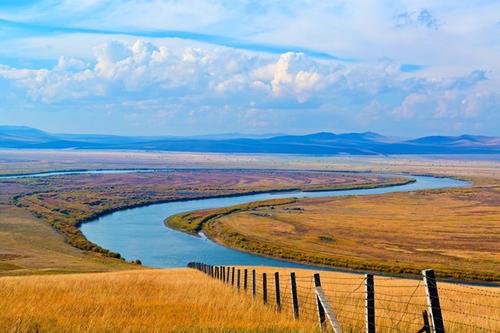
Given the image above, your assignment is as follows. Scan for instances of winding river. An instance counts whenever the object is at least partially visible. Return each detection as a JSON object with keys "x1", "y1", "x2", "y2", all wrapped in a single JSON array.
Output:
[
  {"x1": 2, "y1": 169, "x2": 469, "y2": 270},
  {"x1": 79, "y1": 173, "x2": 468, "y2": 269}
]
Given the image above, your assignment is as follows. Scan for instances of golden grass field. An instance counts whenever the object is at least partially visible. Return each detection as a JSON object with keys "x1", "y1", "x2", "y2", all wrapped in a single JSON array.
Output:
[
  {"x1": 0, "y1": 268, "x2": 317, "y2": 333},
  {"x1": 241, "y1": 266, "x2": 500, "y2": 333},
  {"x1": 0, "y1": 266, "x2": 498, "y2": 333},
  {"x1": 171, "y1": 178, "x2": 500, "y2": 281}
]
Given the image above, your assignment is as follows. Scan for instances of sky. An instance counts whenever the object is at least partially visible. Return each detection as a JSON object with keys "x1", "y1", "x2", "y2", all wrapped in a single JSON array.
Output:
[{"x1": 0, "y1": 1, "x2": 499, "y2": 137}]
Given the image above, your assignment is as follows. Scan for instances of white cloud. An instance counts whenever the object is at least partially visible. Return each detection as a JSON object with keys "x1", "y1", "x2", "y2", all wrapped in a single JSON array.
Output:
[{"x1": 0, "y1": 38, "x2": 498, "y2": 135}]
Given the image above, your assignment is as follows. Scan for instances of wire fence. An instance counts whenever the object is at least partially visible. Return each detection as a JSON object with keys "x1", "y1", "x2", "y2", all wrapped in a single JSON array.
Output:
[{"x1": 187, "y1": 262, "x2": 500, "y2": 333}]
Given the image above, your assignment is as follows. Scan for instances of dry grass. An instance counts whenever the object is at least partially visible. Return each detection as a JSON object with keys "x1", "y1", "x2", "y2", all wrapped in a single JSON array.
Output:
[
  {"x1": 0, "y1": 268, "x2": 317, "y2": 333},
  {"x1": 1, "y1": 267, "x2": 498, "y2": 333},
  {"x1": 181, "y1": 180, "x2": 500, "y2": 281},
  {"x1": 240, "y1": 266, "x2": 500, "y2": 333},
  {"x1": 0, "y1": 203, "x2": 134, "y2": 276}
]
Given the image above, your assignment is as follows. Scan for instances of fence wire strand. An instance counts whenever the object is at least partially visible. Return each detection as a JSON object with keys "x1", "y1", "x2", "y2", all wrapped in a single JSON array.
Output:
[{"x1": 187, "y1": 263, "x2": 500, "y2": 332}]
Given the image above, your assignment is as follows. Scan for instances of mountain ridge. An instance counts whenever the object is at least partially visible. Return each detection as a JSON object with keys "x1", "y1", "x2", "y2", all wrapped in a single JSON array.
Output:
[{"x1": 1, "y1": 126, "x2": 499, "y2": 155}]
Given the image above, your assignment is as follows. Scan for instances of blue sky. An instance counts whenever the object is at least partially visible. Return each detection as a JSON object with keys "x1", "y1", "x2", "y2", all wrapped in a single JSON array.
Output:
[{"x1": 0, "y1": 1, "x2": 499, "y2": 137}]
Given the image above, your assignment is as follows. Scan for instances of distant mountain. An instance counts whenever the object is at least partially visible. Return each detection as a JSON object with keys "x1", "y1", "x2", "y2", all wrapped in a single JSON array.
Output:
[
  {"x1": 409, "y1": 135, "x2": 500, "y2": 147},
  {"x1": 0, "y1": 125, "x2": 55, "y2": 142},
  {"x1": 0, "y1": 126, "x2": 499, "y2": 155}
]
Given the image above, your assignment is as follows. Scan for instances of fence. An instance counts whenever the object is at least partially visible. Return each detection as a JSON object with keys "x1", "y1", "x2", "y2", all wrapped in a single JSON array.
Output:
[{"x1": 187, "y1": 262, "x2": 500, "y2": 333}]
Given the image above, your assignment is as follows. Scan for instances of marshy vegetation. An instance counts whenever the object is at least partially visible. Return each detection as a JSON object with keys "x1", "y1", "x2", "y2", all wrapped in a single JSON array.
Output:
[{"x1": 10, "y1": 170, "x2": 402, "y2": 258}]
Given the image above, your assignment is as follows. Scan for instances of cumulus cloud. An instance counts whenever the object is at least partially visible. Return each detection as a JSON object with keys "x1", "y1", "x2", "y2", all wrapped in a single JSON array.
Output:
[{"x1": 0, "y1": 39, "x2": 498, "y2": 135}]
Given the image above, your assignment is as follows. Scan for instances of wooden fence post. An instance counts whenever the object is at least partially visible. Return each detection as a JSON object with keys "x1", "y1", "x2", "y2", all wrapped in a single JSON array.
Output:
[
  {"x1": 231, "y1": 267, "x2": 235, "y2": 286},
  {"x1": 418, "y1": 310, "x2": 431, "y2": 333},
  {"x1": 263, "y1": 273, "x2": 268, "y2": 304},
  {"x1": 365, "y1": 273, "x2": 375, "y2": 333},
  {"x1": 252, "y1": 269, "x2": 256, "y2": 297},
  {"x1": 314, "y1": 273, "x2": 343, "y2": 333},
  {"x1": 222, "y1": 266, "x2": 225, "y2": 281},
  {"x1": 244, "y1": 269, "x2": 248, "y2": 292},
  {"x1": 237, "y1": 269, "x2": 241, "y2": 290},
  {"x1": 423, "y1": 269, "x2": 445, "y2": 333},
  {"x1": 226, "y1": 267, "x2": 230, "y2": 283},
  {"x1": 274, "y1": 272, "x2": 281, "y2": 312},
  {"x1": 290, "y1": 272, "x2": 299, "y2": 320}
]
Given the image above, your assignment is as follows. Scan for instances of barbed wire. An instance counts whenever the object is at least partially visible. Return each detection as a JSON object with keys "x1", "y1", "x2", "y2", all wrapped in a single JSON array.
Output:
[{"x1": 187, "y1": 263, "x2": 500, "y2": 332}]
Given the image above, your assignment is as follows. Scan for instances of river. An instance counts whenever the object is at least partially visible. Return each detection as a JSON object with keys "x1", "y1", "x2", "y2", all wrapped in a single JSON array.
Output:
[
  {"x1": 72, "y1": 173, "x2": 467, "y2": 269},
  {"x1": 1, "y1": 169, "x2": 469, "y2": 270}
]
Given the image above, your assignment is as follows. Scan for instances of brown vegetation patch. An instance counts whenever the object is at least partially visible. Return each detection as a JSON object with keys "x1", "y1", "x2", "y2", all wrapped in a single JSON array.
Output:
[
  {"x1": 176, "y1": 180, "x2": 500, "y2": 282},
  {"x1": 0, "y1": 253, "x2": 27, "y2": 261},
  {"x1": 6, "y1": 170, "x2": 404, "y2": 259}
]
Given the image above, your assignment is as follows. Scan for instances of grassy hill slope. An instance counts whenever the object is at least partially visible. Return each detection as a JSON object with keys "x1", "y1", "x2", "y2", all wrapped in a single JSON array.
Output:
[{"x1": 0, "y1": 268, "x2": 316, "y2": 333}]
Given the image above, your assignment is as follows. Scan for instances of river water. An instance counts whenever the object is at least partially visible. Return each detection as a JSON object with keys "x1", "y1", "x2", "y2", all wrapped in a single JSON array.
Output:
[
  {"x1": 68, "y1": 173, "x2": 467, "y2": 269},
  {"x1": 1, "y1": 169, "x2": 468, "y2": 269}
]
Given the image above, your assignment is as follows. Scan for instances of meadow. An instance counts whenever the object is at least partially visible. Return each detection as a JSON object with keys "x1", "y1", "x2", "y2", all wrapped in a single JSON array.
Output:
[
  {"x1": 0, "y1": 151, "x2": 498, "y2": 332},
  {"x1": 1, "y1": 149, "x2": 498, "y2": 178},
  {"x1": 170, "y1": 177, "x2": 500, "y2": 282},
  {"x1": 0, "y1": 266, "x2": 497, "y2": 333}
]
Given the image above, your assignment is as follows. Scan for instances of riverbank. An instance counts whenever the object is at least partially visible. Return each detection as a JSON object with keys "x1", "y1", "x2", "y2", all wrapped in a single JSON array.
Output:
[
  {"x1": 168, "y1": 177, "x2": 498, "y2": 282},
  {"x1": 2, "y1": 169, "x2": 399, "y2": 275},
  {"x1": 165, "y1": 177, "x2": 415, "y2": 235}
]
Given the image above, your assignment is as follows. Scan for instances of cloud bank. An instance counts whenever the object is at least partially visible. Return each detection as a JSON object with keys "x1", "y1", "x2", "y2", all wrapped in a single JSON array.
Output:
[
  {"x1": 0, "y1": 39, "x2": 497, "y2": 135},
  {"x1": 0, "y1": 1, "x2": 499, "y2": 136}
]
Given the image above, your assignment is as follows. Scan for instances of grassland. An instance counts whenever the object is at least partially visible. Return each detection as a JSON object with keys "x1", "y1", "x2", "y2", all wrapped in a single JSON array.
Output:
[
  {"x1": 0, "y1": 266, "x2": 497, "y2": 333},
  {"x1": 0, "y1": 268, "x2": 316, "y2": 333},
  {"x1": 1, "y1": 169, "x2": 399, "y2": 275},
  {"x1": 1, "y1": 149, "x2": 499, "y2": 178},
  {"x1": 169, "y1": 177, "x2": 500, "y2": 282},
  {"x1": 0, "y1": 151, "x2": 499, "y2": 332},
  {"x1": 0, "y1": 177, "x2": 134, "y2": 276}
]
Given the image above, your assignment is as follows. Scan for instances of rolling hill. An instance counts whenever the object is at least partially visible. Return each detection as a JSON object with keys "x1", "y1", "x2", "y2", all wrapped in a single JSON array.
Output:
[{"x1": 1, "y1": 126, "x2": 499, "y2": 155}]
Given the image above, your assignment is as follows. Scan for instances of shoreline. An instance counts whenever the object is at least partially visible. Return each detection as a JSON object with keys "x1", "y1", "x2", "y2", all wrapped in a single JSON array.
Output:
[
  {"x1": 165, "y1": 178, "x2": 499, "y2": 284},
  {"x1": 12, "y1": 168, "x2": 484, "y2": 284},
  {"x1": 79, "y1": 175, "x2": 415, "y2": 231}
]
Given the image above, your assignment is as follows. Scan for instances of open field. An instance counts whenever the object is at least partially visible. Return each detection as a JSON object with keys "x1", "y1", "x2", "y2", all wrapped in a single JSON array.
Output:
[
  {"x1": 0, "y1": 268, "x2": 316, "y2": 333},
  {"x1": 1, "y1": 149, "x2": 499, "y2": 178},
  {"x1": 1, "y1": 168, "x2": 400, "y2": 275},
  {"x1": 239, "y1": 266, "x2": 500, "y2": 333},
  {"x1": 0, "y1": 267, "x2": 498, "y2": 333},
  {"x1": 171, "y1": 177, "x2": 500, "y2": 282},
  {"x1": 0, "y1": 151, "x2": 498, "y2": 332}
]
